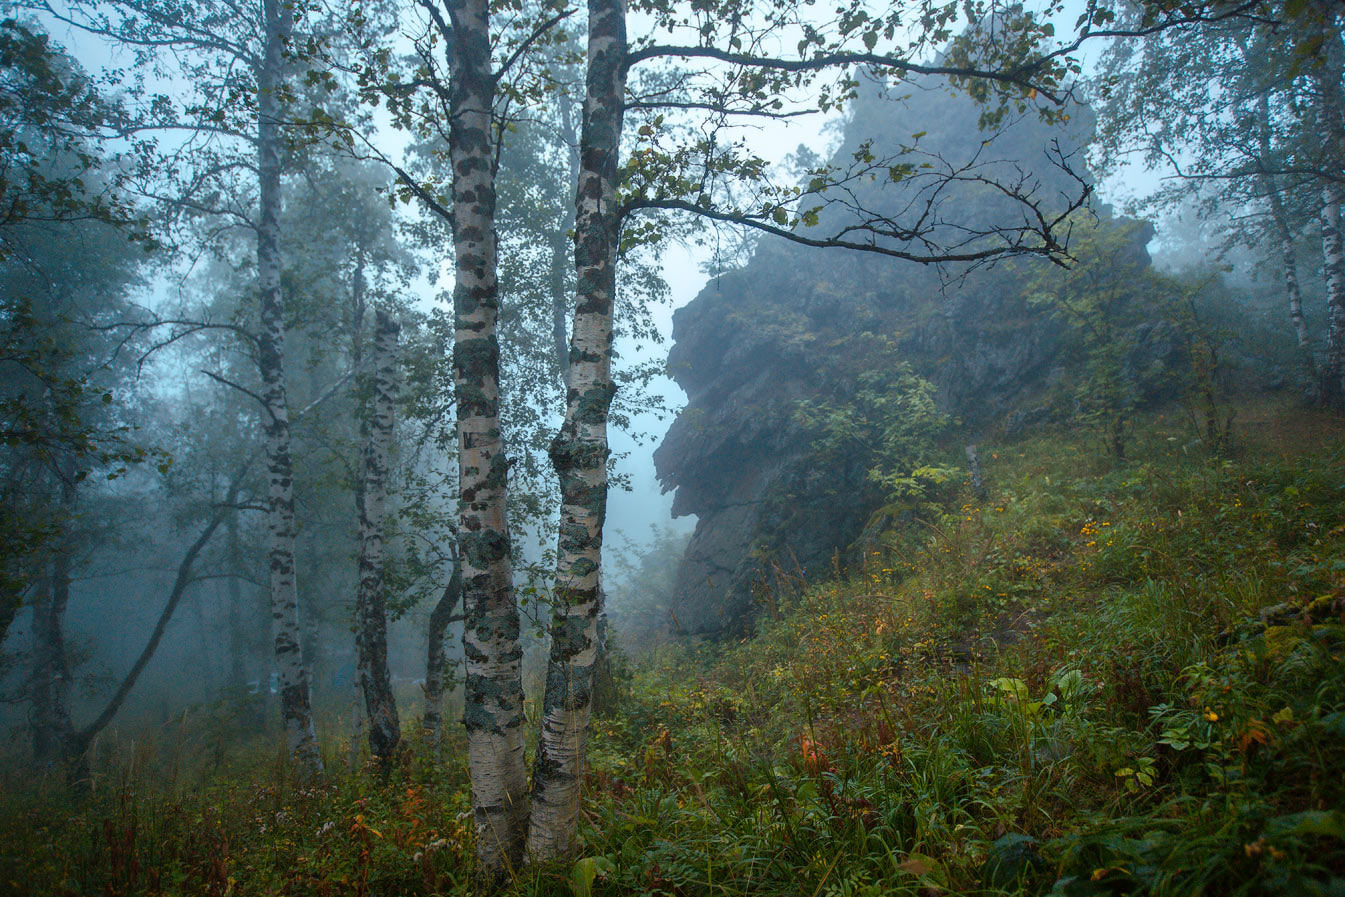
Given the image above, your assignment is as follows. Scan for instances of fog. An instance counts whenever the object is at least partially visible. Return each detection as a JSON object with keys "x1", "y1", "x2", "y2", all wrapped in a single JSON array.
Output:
[{"x1": 0, "y1": 0, "x2": 1337, "y2": 798}]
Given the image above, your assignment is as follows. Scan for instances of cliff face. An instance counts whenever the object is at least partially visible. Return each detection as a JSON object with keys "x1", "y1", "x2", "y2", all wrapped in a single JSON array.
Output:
[{"x1": 653, "y1": 77, "x2": 1155, "y2": 635}]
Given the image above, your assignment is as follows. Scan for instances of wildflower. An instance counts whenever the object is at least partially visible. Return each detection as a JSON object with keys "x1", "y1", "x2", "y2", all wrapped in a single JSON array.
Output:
[{"x1": 1204, "y1": 708, "x2": 1219, "y2": 722}]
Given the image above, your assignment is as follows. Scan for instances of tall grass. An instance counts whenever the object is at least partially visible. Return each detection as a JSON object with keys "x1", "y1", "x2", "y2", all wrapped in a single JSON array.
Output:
[{"x1": 2, "y1": 402, "x2": 1342, "y2": 896}]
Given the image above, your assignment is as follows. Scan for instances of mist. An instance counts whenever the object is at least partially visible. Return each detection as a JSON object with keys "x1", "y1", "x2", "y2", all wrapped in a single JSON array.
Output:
[{"x1": 2, "y1": 0, "x2": 1343, "y2": 891}]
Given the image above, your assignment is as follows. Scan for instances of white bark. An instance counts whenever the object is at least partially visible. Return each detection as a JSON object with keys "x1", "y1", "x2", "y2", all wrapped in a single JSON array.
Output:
[
  {"x1": 1322, "y1": 183, "x2": 1345, "y2": 402},
  {"x1": 447, "y1": 0, "x2": 528, "y2": 876},
  {"x1": 258, "y1": 0, "x2": 320, "y2": 777},
  {"x1": 1254, "y1": 93, "x2": 1309, "y2": 349},
  {"x1": 527, "y1": 0, "x2": 626, "y2": 861},
  {"x1": 1318, "y1": 7, "x2": 1345, "y2": 404}
]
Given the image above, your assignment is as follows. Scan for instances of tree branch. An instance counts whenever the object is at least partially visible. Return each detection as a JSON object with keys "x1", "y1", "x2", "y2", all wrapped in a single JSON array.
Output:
[
  {"x1": 624, "y1": 99, "x2": 817, "y2": 118},
  {"x1": 72, "y1": 461, "x2": 252, "y2": 749},
  {"x1": 628, "y1": 44, "x2": 1067, "y2": 103},
  {"x1": 201, "y1": 369, "x2": 269, "y2": 412},
  {"x1": 495, "y1": 8, "x2": 576, "y2": 83}
]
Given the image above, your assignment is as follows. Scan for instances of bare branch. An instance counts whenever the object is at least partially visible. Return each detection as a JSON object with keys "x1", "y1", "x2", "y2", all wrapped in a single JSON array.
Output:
[
  {"x1": 624, "y1": 99, "x2": 817, "y2": 118},
  {"x1": 495, "y1": 8, "x2": 577, "y2": 83},
  {"x1": 201, "y1": 369, "x2": 269, "y2": 412}
]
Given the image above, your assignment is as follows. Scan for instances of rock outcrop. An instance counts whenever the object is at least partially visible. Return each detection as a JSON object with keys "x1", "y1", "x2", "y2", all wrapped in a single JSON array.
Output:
[{"x1": 654, "y1": 74, "x2": 1154, "y2": 634}]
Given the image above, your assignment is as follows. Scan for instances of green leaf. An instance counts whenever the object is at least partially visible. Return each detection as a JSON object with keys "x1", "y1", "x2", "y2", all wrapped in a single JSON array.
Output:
[
  {"x1": 569, "y1": 856, "x2": 614, "y2": 897},
  {"x1": 990, "y1": 677, "x2": 1030, "y2": 701}
]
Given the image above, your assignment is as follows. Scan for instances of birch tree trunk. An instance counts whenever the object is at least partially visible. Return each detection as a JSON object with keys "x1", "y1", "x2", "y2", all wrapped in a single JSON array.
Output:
[
  {"x1": 422, "y1": 557, "x2": 462, "y2": 757},
  {"x1": 1318, "y1": 9, "x2": 1345, "y2": 405},
  {"x1": 258, "y1": 0, "x2": 321, "y2": 777},
  {"x1": 356, "y1": 308, "x2": 402, "y2": 765},
  {"x1": 447, "y1": 0, "x2": 528, "y2": 876},
  {"x1": 1322, "y1": 183, "x2": 1345, "y2": 404},
  {"x1": 526, "y1": 0, "x2": 627, "y2": 860},
  {"x1": 550, "y1": 97, "x2": 582, "y2": 380},
  {"x1": 1254, "y1": 93, "x2": 1309, "y2": 349}
]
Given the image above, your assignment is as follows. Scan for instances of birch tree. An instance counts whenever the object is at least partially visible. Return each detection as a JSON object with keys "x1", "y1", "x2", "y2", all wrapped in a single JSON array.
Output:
[
  {"x1": 1312, "y1": 1, "x2": 1345, "y2": 403},
  {"x1": 31, "y1": 0, "x2": 362, "y2": 774},
  {"x1": 252, "y1": 0, "x2": 321, "y2": 775},
  {"x1": 355, "y1": 308, "x2": 402, "y2": 764},
  {"x1": 446, "y1": 0, "x2": 530, "y2": 873},
  {"x1": 1092, "y1": 1, "x2": 1345, "y2": 399},
  {"x1": 1254, "y1": 89, "x2": 1310, "y2": 349},
  {"x1": 354, "y1": 0, "x2": 578, "y2": 872},
  {"x1": 527, "y1": 0, "x2": 625, "y2": 857},
  {"x1": 524, "y1": 0, "x2": 1286, "y2": 861}
]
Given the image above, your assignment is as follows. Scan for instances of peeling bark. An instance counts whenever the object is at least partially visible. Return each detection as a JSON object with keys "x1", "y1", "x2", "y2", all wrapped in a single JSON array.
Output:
[
  {"x1": 258, "y1": 0, "x2": 321, "y2": 778},
  {"x1": 448, "y1": 0, "x2": 528, "y2": 876},
  {"x1": 526, "y1": 0, "x2": 626, "y2": 861},
  {"x1": 356, "y1": 309, "x2": 402, "y2": 765}
]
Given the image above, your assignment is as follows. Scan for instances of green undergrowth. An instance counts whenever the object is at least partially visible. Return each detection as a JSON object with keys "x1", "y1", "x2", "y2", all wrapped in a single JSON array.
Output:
[
  {"x1": 579, "y1": 404, "x2": 1345, "y2": 897},
  {"x1": 2, "y1": 402, "x2": 1343, "y2": 896}
]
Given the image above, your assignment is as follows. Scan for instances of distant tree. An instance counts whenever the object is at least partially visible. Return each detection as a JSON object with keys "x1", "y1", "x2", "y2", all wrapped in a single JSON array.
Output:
[
  {"x1": 420, "y1": 542, "x2": 462, "y2": 756},
  {"x1": 355, "y1": 308, "x2": 402, "y2": 765},
  {"x1": 0, "y1": 19, "x2": 148, "y2": 253},
  {"x1": 0, "y1": 20, "x2": 154, "y2": 643},
  {"x1": 1092, "y1": 0, "x2": 1345, "y2": 401},
  {"x1": 37, "y1": 0, "x2": 364, "y2": 774},
  {"x1": 279, "y1": 151, "x2": 419, "y2": 763},
  {"x1": 0, "y1": 21, "x2": 188, "y2": 769},
  {"x1": 605, "y1": 525, "x2": 689, "y2": 649}
]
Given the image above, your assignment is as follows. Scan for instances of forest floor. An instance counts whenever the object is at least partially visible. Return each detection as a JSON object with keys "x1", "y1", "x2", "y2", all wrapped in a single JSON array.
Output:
[{"x1": 2, "y1": 398, "x2": 1345, "y2": 896}]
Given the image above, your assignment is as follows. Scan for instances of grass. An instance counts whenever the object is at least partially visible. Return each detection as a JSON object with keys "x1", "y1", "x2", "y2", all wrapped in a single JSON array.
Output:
[{"x1": 2, "y1": 399, "x2": 1344, "y2": 896}]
